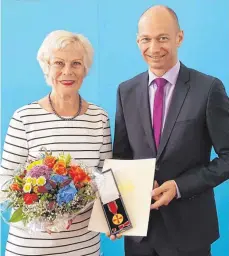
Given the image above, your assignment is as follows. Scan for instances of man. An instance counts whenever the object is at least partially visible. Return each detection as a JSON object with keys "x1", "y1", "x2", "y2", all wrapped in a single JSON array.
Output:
[{"x1": 112, "y1": 5, "x2": 229, "y2": 256}]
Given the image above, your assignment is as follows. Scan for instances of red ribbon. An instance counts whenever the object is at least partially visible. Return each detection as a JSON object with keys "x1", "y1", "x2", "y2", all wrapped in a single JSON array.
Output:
[
  {"x1": 108, "y1": 201, "x2": 118, "y2": 215},
  {"x1": 66, "y1": 219, "x2": 73, "y2": 230}
]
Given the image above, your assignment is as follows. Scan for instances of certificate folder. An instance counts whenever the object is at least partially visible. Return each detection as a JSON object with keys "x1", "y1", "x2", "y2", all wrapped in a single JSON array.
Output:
[{"x1": 88, "y1": 159, "x2": 156, "y2": 236}]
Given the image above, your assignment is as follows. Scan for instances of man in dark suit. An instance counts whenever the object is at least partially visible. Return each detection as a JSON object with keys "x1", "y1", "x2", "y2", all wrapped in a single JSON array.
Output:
[{"x1": 112, "y1": 5, "x2": 229, "y2": 256}]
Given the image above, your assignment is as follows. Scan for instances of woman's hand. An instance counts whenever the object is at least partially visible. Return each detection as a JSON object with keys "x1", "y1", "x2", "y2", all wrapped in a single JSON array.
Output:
[{"x1": 106, "y1": 232, "x2": 123, "y2": 241}]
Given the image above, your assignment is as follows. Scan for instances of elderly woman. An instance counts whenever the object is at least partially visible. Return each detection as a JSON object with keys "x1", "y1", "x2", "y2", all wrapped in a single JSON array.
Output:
[{"x1": 0, "y1": 30, "x2": 112, "y2": 256}]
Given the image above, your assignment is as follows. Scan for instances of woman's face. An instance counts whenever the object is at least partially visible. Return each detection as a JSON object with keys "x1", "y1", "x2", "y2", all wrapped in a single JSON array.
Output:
[{"x1": 48, "y1": 43, "x2": 85, "y2": 96}]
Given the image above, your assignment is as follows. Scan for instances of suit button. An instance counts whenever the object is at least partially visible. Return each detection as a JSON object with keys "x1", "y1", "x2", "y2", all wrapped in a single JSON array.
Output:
[{"x1": 155, "y1": 165, "x2": 159, "y2": 171}]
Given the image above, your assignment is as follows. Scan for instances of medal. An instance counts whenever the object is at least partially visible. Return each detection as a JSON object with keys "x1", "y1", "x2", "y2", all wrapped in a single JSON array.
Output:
[{"x1": 108, "y1": 201, "x2": 124, "y2": 225}]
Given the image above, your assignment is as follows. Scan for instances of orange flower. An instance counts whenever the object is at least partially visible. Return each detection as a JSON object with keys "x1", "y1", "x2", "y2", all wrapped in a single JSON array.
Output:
[
  {"x1": 10, "y1": 183, "x2": 22, "y2": 191},
  {"x1": 53, "y1": 160, "x2": 68, "y2": 175},
  {"x1": 33, "y1": 186, "x2": 38, "y2": 194},
  {"x1": 44, "y1": 155, "x2": 56, "y2": 168},
  {"x1": 19, "y1": 174, "x2": 25, "y2": 179},
  {"x1": 69, "y1": 165, "x2": 91, "y2": 185}
]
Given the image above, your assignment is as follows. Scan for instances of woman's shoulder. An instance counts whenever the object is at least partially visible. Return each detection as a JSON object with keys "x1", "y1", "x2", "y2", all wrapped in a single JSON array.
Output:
[
  {"x1": 87, "y1": 103, "x2": 109, "y2": 119},
  {"x1": 12, "y1": 102, "x2": 42, "y2": 118}
]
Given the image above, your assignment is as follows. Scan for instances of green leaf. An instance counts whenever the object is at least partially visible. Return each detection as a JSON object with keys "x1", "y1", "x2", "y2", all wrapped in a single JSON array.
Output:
[
  {"x1": 58, "y1": 153, "x2": 71, "y2": 166},
  {"x1": 15, "y1": 176, "x2": 23, "y2": 184},
  {"x1": 22, "y1": 218, "x2": 28, "y2": 226},
  {"x1": 65, "y1": 154, "x2": 72, "y2": 166},
  {"x1": 40, "y1": 195, "x2": 47, "y2": 201},
  {"x1": 9, "y1": 208, "x2": 24, "y2": 223}
]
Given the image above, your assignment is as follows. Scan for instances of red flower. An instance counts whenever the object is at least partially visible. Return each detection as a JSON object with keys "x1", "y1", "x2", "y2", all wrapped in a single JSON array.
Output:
[
  {"x1": 23, "y1": 193, "x2": 38, "y2": 205},
  {"x1": 37, "y1": 186, "x2": 48, "y2": 193},
  {"x1": 10, "y1": 183, "x2": 22, "y2": 191},
  {"x1": 44, "y1": 156, "x2": 56, "y2": 168},
  {"x1": 69, "y1": 165, "x2": 91, "y2": 185}
]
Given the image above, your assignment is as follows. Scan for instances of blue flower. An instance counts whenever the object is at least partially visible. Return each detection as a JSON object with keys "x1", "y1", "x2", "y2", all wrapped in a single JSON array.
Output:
[
  {"x1": 51, "y1": 174, "x2": 69, "y2": 183},
  {"x1": 57, "y1": 182, "x2": 77, "y2": 206}
]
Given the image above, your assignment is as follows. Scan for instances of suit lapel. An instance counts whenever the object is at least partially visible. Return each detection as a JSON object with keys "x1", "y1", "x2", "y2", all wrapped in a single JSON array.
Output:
[
  {"x1": 156, "y1": 64, "x2": 190, "y2": 160},
  {"x1": 137, "y1": 72, "x2": 157, "y2": 153}
]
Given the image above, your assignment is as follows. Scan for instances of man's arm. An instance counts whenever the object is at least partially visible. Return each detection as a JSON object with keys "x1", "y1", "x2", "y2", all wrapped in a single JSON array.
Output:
[
  {"x1": 113, "y1": 85, "x2": 133, "y2": 160},
  {"x1": 175, "y1": 78, "x2": 229, "y2": 198}
]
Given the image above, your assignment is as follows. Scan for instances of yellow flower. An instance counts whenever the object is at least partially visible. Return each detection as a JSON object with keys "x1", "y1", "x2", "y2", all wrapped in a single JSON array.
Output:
[
  {"x1": 36, "y1": 176, "x2": 46, "y2": 186},
  {"x1": 32, "y1": 178, "x2": 37, "y2": 186},
  {"x1": 23, "y1": 183, "x2": 32, "y2": 193},
  {"x1": 26, "y1": 177, "x2": 32, "y2": 183},
  {"x1": 26, "y1": 160, "x2": 43, "y2": 171}
]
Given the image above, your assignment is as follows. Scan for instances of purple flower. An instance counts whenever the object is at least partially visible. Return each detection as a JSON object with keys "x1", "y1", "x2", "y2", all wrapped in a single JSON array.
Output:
[{"x1": 27, "y1": 165, "x2": 52, "y2": 179}]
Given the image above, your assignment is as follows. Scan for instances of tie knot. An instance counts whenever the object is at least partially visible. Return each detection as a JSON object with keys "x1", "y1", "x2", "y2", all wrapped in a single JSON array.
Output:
[{"x1": 154, "y1": 78, "x2": 167, "y2": 88}]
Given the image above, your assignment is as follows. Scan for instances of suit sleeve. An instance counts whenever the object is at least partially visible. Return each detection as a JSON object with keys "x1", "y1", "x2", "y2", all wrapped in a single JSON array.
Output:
[
  {"x1": 175, "y1": 78, "x2": 229, "y2": 198},
  {"x1": 98, "y1": 115, "x2": 112, "y2": 171},
  {"x1": 113, "y1": 85, "x2": 133, "y2": 160}
]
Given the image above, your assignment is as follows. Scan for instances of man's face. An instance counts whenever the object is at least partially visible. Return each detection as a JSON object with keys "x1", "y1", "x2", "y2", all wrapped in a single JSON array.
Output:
[{"x1": 137, "y1": 11, "x2": 183, "y2": 75}]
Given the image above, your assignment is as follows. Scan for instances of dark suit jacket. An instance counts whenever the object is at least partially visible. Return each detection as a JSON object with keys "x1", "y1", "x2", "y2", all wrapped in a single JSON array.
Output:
[{"x1": 113, "y1": 63, "x2": 229, "y2": 251}]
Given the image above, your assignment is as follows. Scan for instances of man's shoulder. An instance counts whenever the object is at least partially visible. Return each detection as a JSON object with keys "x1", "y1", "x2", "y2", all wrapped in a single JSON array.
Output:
[
  {"x1": 186, "y1": 65, "x2": 221, "y2": 85},
  {"x1": 119, "y1": 71, "x2": 148, "y2": 91}
]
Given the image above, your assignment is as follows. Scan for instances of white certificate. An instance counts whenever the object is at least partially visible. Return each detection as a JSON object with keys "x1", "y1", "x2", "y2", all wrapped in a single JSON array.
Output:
[{"x1": 88, "y1": 158, "x2": 156, "y2": 236}]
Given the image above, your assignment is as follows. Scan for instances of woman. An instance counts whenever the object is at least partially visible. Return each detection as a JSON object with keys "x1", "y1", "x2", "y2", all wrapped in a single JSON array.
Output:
[{"x1": 0, "y1": 30, "x2": 112, "y2": 256}]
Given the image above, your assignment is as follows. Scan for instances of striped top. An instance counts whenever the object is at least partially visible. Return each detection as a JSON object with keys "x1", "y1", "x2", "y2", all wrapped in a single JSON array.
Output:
[{"x1": 0, "y1": 102, "x2": 112, "y2": 256}]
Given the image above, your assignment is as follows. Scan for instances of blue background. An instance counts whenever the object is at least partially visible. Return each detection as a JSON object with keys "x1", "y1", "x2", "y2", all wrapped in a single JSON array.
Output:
[{"x1": 1, "y1": 1, "x2": 229, "y2": 255}]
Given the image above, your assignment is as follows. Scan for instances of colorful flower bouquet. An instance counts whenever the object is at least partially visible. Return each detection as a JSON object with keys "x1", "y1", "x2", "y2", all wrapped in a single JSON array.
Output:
[{"x1": 1, "y1": 149, "x2": 101, "y2": 233}]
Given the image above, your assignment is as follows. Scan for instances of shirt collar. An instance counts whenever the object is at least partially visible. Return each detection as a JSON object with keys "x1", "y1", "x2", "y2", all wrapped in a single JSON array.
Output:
[{"x1": 148, "y1": 61, "x2": 180, "y2": 86}]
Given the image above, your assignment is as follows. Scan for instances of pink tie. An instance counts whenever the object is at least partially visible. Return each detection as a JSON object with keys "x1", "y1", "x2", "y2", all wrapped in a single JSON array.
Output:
[{"x1": 153, "y1": 78, "x2": 167, "y2": 149}]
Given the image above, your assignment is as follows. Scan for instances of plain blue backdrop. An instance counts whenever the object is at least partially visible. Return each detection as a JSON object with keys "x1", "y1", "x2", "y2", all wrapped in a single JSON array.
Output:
[{"x1": 1, "y1": 1, "x2": 229, "y2": 255}]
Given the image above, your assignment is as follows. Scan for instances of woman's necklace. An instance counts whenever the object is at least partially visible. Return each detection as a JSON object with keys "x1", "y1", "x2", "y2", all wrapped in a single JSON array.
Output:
[{"x1": 48, "y1": 93, "x2": 82, "y2": 121}]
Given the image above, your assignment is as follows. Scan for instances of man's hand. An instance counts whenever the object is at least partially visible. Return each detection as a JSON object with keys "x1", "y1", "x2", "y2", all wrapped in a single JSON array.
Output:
[
  {"x1": 106, "y1": 232, "x2": 122, "y2": 241},
  {"x1": 151, "y1": 180, "x2": 177, "y2": 210},
  {"x1": 152, "y1": 180, "x2": 161, "y2": 200}
]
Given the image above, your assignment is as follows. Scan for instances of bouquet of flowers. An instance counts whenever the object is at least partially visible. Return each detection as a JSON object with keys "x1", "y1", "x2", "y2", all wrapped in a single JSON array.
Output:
[{"x1": 1, "y1": 149, "x2": 101, "y2": 233}]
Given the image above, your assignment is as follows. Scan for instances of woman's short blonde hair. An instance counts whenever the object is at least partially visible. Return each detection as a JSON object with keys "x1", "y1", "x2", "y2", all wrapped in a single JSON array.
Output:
[{"x1": 37, "y1": 30, "x2": 94, "y2": 81}]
